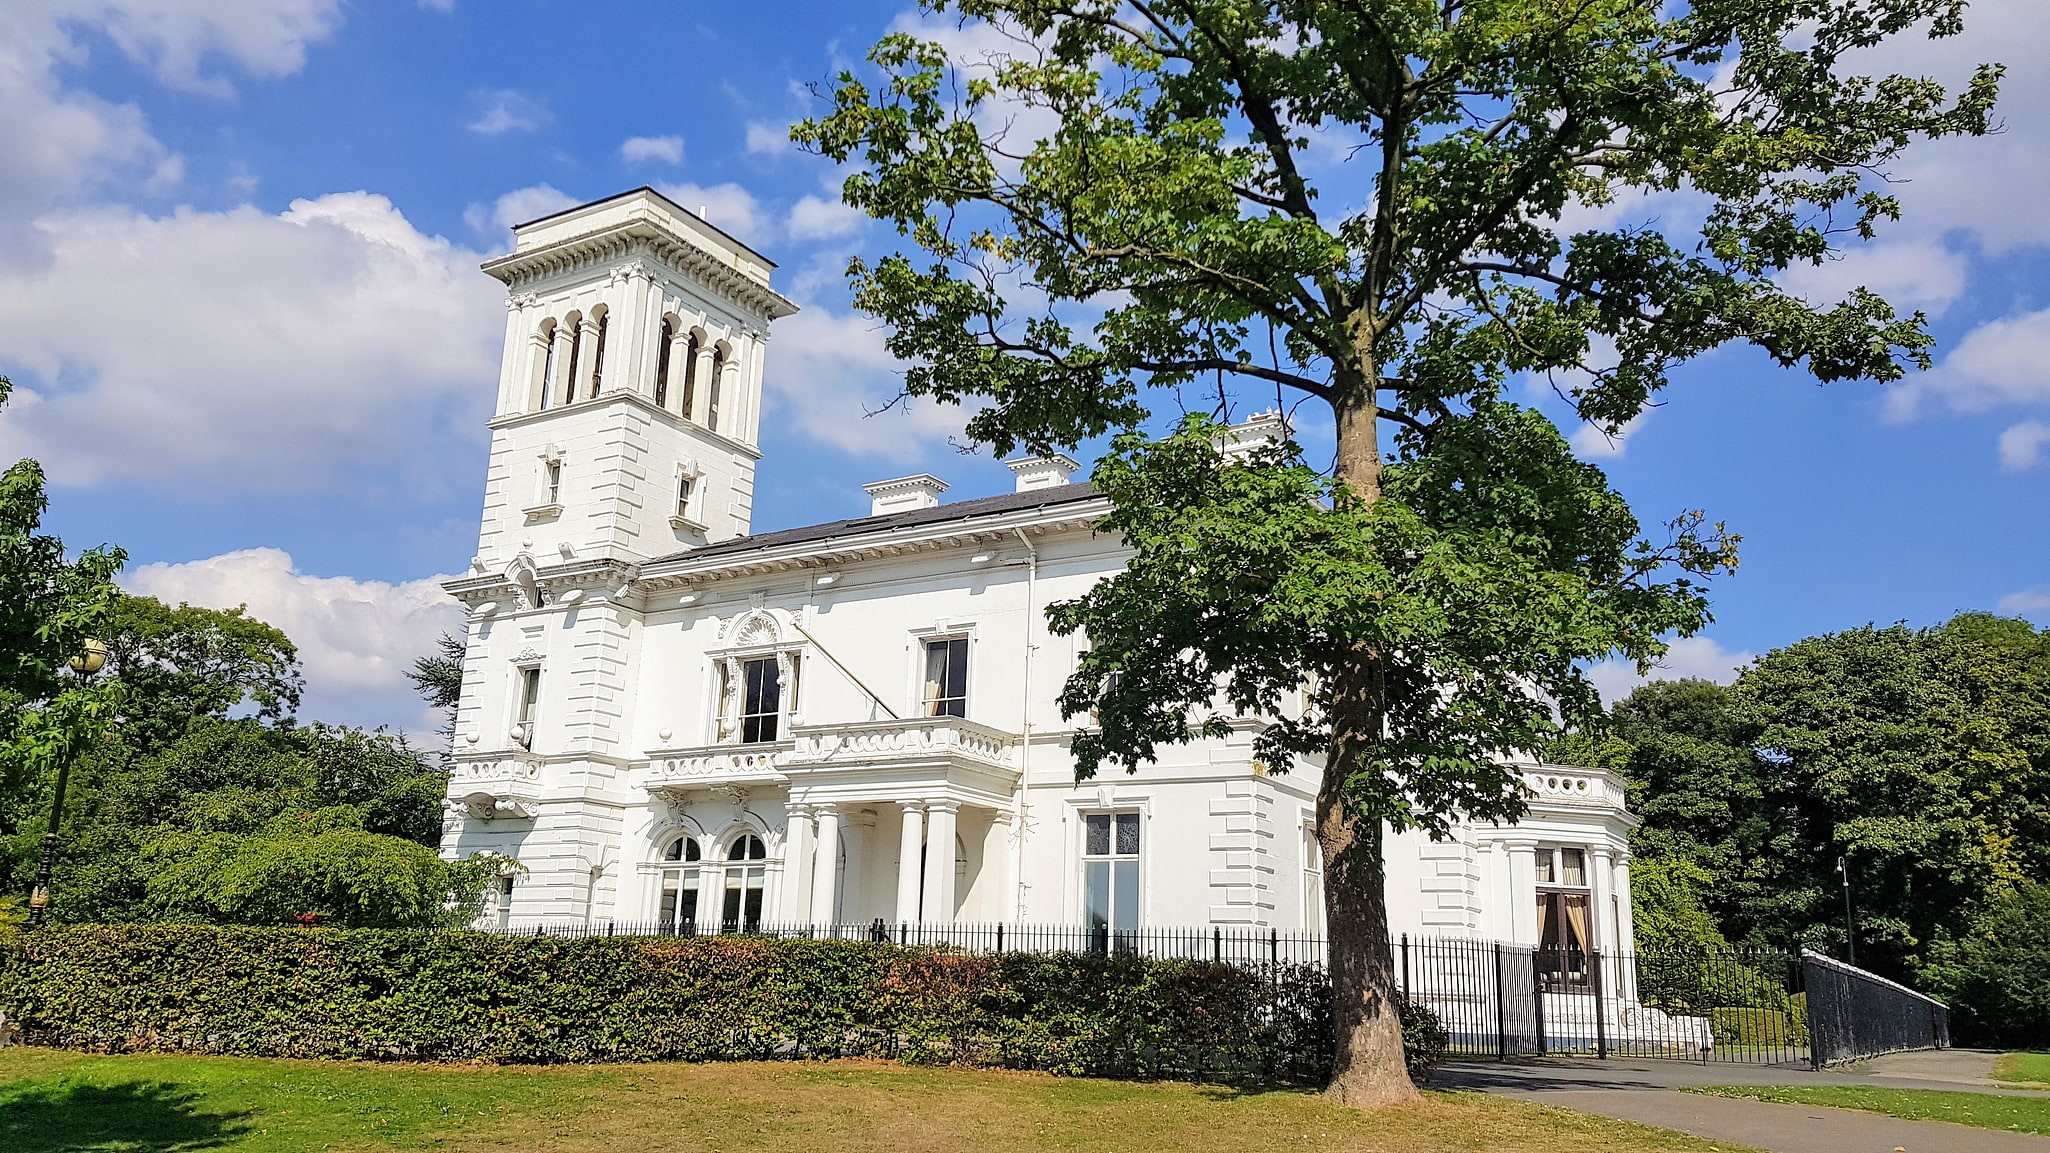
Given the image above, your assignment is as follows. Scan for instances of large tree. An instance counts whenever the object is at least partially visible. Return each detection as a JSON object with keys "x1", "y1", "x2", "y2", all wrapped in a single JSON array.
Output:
[
  {"x1": 1603, "y1": 614, "x2": 2050, "y2": 976},
  {"x1": 799, "y1": 0, "x2": 1998, "y2": 1103}
]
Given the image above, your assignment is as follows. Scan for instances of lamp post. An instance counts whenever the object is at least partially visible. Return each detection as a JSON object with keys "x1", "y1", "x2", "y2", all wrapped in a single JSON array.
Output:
[
  {"x1": 26, "y1": 638, "x2": 107, "y2": 926},
  {"x1": 1836, "y1": 853, "x2": 1855, "y2": 967}
]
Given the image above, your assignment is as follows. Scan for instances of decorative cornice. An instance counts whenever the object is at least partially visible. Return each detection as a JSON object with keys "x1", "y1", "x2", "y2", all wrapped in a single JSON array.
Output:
[{"x1": 482, "y1": 225, "x2": 797, "y2": 321}]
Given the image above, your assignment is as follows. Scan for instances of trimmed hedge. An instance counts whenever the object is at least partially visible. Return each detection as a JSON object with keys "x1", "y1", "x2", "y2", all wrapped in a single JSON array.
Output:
[{"x1": 0, "y1": 925, "x2": 1350, "y2": 1085}]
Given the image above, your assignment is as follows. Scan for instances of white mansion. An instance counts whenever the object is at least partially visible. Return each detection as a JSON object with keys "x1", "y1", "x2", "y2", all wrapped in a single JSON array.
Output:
[{"x1": 438, "y1": 188, "x2": 1641, "y2": 962}]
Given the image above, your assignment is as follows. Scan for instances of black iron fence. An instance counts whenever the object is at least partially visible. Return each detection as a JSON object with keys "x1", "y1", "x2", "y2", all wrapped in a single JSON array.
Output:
[
  {"x1": 1392, "y1": 936, "x2": 1812, "y2": 1065},
  {"x1": 498, "y1": 917, "x2": 1328, "y2": 965},
  {"x1": 494, "y1": 919, "x2": 1938, "y2": 1068},
  {"x1": 1803, "y1": 949, "x2": 1950, "y2": 1065}
]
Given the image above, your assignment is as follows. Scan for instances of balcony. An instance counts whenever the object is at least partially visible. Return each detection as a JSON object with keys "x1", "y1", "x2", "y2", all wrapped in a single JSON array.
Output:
[
  {"x1": 788, "y1": 716, "x2": 1018, "y2": 772},
  {"x1": 633, "y1": 741, "x2": 796, "y2": 796},
  {"x1": 450, "y1": 755, "x2": 544, "y2": 819},
  {"x1": 630, "y1": 716, "x2": 1021, "y2": 797},
  {"x1": 1516, "y1": 763, "x2": 1629, "y2": 811}
]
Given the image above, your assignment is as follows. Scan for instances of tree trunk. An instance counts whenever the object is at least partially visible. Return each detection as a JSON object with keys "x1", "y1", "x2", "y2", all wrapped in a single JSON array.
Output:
[{"x1": 1317, "y1": 355, "x2": 1419, "y2": 1108}]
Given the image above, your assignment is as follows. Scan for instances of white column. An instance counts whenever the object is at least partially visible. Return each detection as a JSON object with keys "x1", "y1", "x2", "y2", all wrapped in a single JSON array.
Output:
[
  {"x1": 1590, "y1": 847, "x2": 1616, "y2": 952},
  {"x1": 665, "y1": 331, "x2": 692, "y2": 414},
  {"x1": 895, "y1": 803, "x2": 925, "y2": 924},
  {"x1": 1505, "y1": 839, "x2": 1539, "y2": 945},
  {"x1": 810, "y1": 804, "x2": 841, "y2": 925},
  {"x1": 614, "y1": 272, "x2": 648, "y2": 396},
  {"x1": 780, "y1": 804, "x2": 813, "y2": 922},
  {"x1": 715, "y1": 355, "x2": 741, "y2": 437},
  {"x1": 923, "y1": 801, "x2": 959, "y2": 925},
  {"x1": 743, "y1": 332, "x2": 768, "y2": 444},
  {"x1": 1613, "y1": 851, "x2": 1638, "y2": 1001},
  {"x1": 1589, "y1": 845, "x2": 1615, "y2": 1006},
  {"x1": 987, "y1": 811, "x2": 1014, "y2": 925}
]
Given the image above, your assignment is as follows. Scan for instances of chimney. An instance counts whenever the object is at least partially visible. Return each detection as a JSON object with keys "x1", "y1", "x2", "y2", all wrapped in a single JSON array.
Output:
[
  {"x1": 862, "y1": 474, "x2": 949, "y2": 515},
  {"x1": 1005, "y1": 453, "x2": 1081, "y2": 493},
  {"x1": 1219, "y1": 409, "x2": 1291, "y2": 463}
]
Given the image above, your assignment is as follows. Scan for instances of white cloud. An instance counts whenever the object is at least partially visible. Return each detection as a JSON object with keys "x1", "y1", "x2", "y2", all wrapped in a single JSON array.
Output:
[
  {"x1": 1779, "y1": 239, "x2": 1969, "y2": 317},
  {"x1": 418, "y1": 0, "x2": 455, "y2": 10},
  {"x1": 62, "y1": 0, "x2": 345, "y2": 96},
  {"x1": 124, "y1": 548, "x2": 463, "y2": 732},
  {"x1": 1842, "y1": 0, "x2": 2050, "y2": 254},
  {"x1": 787, "y1": 194, "x2": 864, "y2": 241},
  {"x1": 620, "y1": 134, "x2": 684, "y2": 165},
  {"x1": 1584, "y1": 636, "x2": 1755, "y2": 704},
  {"x1": 463, "y1": 182, "x2": 578, "y2": 245},
  {"x1": 1886, "y1": 307, "x2": 2050, "y2": 419},
  {"x1": 765, "y1": 305, "x2": 969, "y2": 460},
  {"x1": 745, "y1": 121, "x2": 794, "y2": 156},
  {"x1": 1569, "y1": 412, "x2": 1647, "y2": 459},
  {"x1": 1998, "y1": 420, "x2": 2050, "y2": 472},
  {"x1": 468, "y1": 88, "x2": 549, "y2": 135},
  {"x1": 1999, "y1": 585, "x2": 2050, "y2": 616},
  {"x1": 656, "y1": 181, "x2": 767, "y2": 246},
  {"x1": 0, "y1": 193, "x2": 503, "y2": 493}
]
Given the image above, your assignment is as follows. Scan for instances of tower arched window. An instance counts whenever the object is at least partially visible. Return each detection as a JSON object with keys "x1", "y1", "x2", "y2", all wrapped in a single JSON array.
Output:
[
  {"x1": 658, "y1": 835, "x2": 703, "y2": 933},
  {"x1": 721, "y1": 833, "x2": 767, "y2": 931},
  {"x1": 654, "y1": 319, "x2": 674, "y2": 408},
  {"x1": 537, "y1": 320, "x2": 557, "y2": 410},
  {"x1": 589, "y1": 311, "x2": 608, "y2": 397},
  {"x1": 681, "y1": 333, "x2": 700, "y2": 417},
  {"x1": 562, "y1": 314, "x2": 583, "y2": 404},
  {"x1": 707, "y1": 347, "x2": 725, "y2": 432}
]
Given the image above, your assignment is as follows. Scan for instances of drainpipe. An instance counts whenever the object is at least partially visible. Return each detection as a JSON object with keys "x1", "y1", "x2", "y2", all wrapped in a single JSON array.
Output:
[{"x1": 1012, "y1": 527, "x2": 1037, "y2": 922}]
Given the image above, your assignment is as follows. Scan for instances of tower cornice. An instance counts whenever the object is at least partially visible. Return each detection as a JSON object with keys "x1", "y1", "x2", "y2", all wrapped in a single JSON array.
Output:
[{"x1": 482, "y1": 221, "x2": 797, "y2": 322}]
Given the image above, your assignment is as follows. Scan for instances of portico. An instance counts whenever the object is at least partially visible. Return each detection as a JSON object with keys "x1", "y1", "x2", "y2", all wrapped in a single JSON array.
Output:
[{"x1": 623, "y1": 715, "x2": 1020, "y2": 928}]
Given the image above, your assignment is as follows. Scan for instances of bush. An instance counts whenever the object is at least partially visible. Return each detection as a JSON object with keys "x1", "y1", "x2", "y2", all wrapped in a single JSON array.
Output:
[
  {"x1": 0, "y1": 924, "x2": 1369, "y2": 1086},
  {"x1": 1396, "y1": 992, "x2": 1448, "y2": 1081},
  {"x1": 1709, "y1": 1005, "x2": 1806, "y2": 1048}
]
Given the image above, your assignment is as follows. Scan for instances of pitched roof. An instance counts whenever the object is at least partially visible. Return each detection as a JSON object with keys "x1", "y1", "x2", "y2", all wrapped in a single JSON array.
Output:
[{"x1": 657, "y1": 482, "x2": 1105, "y2": 564}]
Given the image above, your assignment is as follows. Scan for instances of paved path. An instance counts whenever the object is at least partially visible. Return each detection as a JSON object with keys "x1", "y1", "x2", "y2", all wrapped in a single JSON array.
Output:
[{"x1": 1437, "y1": 1053, "x2": 2050, "y2": 1153}]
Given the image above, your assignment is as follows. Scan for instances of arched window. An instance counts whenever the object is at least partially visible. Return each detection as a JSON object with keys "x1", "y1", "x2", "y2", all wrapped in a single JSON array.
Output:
[
  {"x1": 706, "y1": 347, "x2": 725, "y2": 431},
  {"x1": 589, "y1": 311, "x2": 608, "y2": 396},
  {"x1": 658, "y1": 835, "x2": 703, "y2": 933},
  {"x1": 654, "y1": 319, "x2": 674, "y2": 408},
  {"x1": 537, "y1": 320, "x2": 557, "y2": 410},
  {"x1": 681, "y1": 333, "x2": 700, "y2": 417},
  {"x1": 562, "y1": 314, "x2": 583, "y2": 404},
  {"x1": 721, "y1": 833, "x2": 767, "y2": 931}
]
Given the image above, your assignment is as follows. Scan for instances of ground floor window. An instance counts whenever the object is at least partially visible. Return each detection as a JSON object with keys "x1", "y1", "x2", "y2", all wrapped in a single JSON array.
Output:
[
  {"x1": 494, "y1": 873, "x2": 515, "y2": 932},
  {"x1": 722, "y1": 834, "x2": 767, "y2": 931},
  {"x1": 1083, "y1": 811, "x2": 1140, "y2": 951},
  {"x1": 1535, "y1": 846, "x2": 1593, "y2": 989},
  {"x1": 658, "y1": 835, "x2": 703, "y2": 933}
]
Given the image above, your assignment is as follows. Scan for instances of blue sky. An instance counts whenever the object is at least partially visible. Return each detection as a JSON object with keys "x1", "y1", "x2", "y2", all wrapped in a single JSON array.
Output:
[{"x1": 1, "y1": 0, "x2": 2046, "y2": 730}]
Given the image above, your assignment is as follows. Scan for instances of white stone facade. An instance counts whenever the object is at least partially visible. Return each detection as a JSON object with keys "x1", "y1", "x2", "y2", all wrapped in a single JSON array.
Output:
[{"x1": 440, "y1": 189, "x2": 1639, "y2": 956}]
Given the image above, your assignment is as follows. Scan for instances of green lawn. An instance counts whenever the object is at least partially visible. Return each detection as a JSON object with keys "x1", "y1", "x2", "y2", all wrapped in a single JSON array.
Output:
[
  {"x1": 1693, "y1": 1085, "x2": 2050, "y2": 1136},
  {"x1": 1994, "y1": 1053, "x2": 2050, "y2": 1087},
  {"x1": 0, "y1": 1048, "x2": 1753, "y2": 1153}
]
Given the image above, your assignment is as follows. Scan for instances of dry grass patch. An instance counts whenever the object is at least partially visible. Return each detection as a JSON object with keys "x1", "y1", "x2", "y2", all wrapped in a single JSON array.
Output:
[
  {"x1": 457, "y1": 1060, "x2": 1745, "y2": 1153},
  {"x1": 0, "y1": 1047, "x2": 1753, "y2": 1153}
]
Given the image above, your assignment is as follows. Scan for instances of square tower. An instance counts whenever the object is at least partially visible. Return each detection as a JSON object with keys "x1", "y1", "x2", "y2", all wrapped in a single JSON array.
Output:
[{"x1": 474, "y1": 188, "x2": 797, "y2": 572}]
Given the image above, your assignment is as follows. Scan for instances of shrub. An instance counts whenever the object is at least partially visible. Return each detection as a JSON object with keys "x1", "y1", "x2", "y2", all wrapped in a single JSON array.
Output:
[
  {"x1": 0, "y1": 924, "x2": 1364, "y2": 1086},
  {"x1": 1396, "y1": 992, "x2": 1448, "y2": 1081},
  {"x1": 1709, "y1": 1006, "x2": 1806, "y2": 1048}
]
